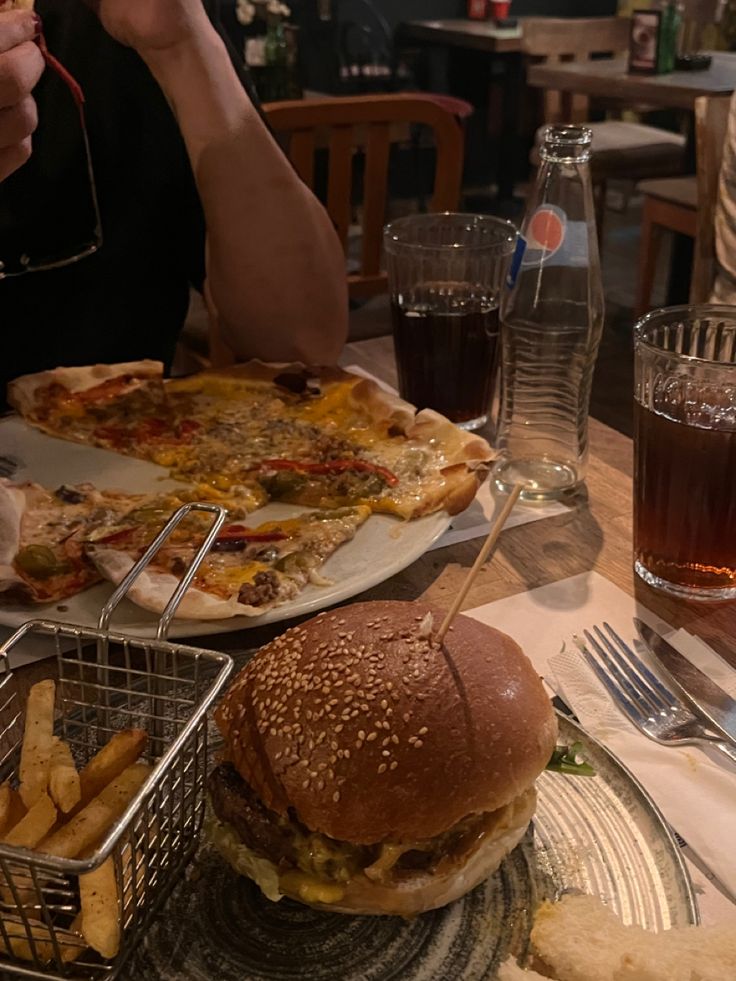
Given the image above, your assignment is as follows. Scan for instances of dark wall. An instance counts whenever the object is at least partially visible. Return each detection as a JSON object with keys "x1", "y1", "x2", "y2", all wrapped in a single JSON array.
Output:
[
  {"x1": 215, "y1": 0, "x2": 619, "y2": 94},
  {"x1": 217, "y1": 1, "x2": 619, "y2": 37},
  {"x1": 363, "y1": 0, "x2": 618, "y2": 29}
]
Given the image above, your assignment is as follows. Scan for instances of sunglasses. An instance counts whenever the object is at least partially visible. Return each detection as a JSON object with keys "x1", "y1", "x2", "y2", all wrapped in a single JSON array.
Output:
[{"x1": 0, "y1": 31, "x2": 103, "y2": 279}]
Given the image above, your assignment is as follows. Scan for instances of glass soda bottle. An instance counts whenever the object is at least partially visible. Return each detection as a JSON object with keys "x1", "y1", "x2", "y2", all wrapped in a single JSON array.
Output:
[{"x1": 494, "y1": 124, "x2": 605, "y2": 501}]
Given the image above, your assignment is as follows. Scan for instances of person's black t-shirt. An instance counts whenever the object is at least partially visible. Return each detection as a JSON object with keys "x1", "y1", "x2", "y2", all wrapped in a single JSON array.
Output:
[{"x1": 0, "y1": 1, "x2": 249, "y2": 402}]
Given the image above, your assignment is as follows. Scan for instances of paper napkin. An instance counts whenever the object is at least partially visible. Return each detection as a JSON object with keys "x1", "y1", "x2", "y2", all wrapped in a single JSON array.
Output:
[
  {"x1": 466, "y1": 571, "x2": 736, "y2": 922},
  {"x1": 550, "y1": 633, "x2": 736, "y2": 905}
]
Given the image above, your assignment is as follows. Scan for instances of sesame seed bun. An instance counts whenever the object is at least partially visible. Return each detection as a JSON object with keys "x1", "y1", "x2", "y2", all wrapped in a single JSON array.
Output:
[{"x1": 214, "y1": 600, "x2": 557, "y2": 845}]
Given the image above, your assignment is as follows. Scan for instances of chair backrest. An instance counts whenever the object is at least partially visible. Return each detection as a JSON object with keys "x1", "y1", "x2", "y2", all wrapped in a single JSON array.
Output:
[
  {"x1": 264, "y1": 93, "x2": 465, "y2": 299},
  {"x1": 522, "y1": 16, "x2": 631, "y2": 123},
  {"x1": 691, "y1": 94, "x2": 732, "y2": 304}
]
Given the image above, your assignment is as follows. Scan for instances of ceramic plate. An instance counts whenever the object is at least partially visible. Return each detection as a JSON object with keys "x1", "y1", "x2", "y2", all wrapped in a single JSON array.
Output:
[
  {"x1": 127, "y1": 713, "x2": 697, "y2": 980},
  {"x1": 0, "y1": 417, "x2": 450, "y2": 638}
]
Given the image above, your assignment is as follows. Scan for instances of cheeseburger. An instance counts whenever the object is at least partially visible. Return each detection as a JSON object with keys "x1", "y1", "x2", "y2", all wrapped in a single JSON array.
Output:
[{"x1": 209, "y1": 600, "x2": 557, "y2": 916}]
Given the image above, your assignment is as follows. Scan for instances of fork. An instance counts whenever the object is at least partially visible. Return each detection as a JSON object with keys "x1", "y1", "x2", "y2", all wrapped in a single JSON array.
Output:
[{"x1": 574, "y1": 622, "x2": 736, "y2": 767}]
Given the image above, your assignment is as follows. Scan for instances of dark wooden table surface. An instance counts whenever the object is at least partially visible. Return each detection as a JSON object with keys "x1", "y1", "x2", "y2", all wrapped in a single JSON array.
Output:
[
  {"x1": 339, "y1": 337, "x2": 736, "y2": 669},
  {"x1": 401, "y1": 18, "x2": 524, "y2": 55},
  {"x1": 527, "y1": 52, "x2": 736, "y2": 110},
  {"x1": 10, "y1": 335, "x2": 736, "y2": 698}
]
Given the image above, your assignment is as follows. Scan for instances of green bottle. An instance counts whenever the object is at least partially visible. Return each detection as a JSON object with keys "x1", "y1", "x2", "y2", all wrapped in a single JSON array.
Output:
[
  {"x1": 264, "y1": 21, "x2": 289, "y2": 100},
  {"x1": 657, "y1": 1, "x2": 681, "y2": 74}
]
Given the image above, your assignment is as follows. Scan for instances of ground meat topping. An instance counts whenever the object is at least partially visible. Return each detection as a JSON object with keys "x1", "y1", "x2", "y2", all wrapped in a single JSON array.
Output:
[{"x1": 238, "y1": 570, "x2": 280, "y2": 607}]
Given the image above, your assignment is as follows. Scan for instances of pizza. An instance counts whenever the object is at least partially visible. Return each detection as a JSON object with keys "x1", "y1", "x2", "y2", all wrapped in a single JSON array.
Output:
[
  {"x1": 2, "y1": 360, "x2": 492, "y2": 620},
  {"x1": 8, "y1": 361, "x2": 492, "y2": 520},
  {"x1": 0, "y1": 479, "x2": 370, "y2": 618}
]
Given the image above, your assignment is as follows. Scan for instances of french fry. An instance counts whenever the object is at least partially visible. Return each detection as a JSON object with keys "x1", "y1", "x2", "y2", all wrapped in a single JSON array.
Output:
[
  {"x1": 48, "y1": 738, "x2": 81, "y2": 814},
  {"x1": 79, "y1": 857, "x2": 120, "y2": 959},
  {"x1": 0, "y1": 782, "x2": 10, "y2": 835},
  {"x1": 5, "y1": 787, "x2": 26, "y2": 832},
  {"x1": 18, "y1": 680, "x2": 55, "y2": 809},
  {"x1": 39, "y1": 763, "x2": 150, "y2": 860},
  {"x1": 0, "y1": 918, "x2": 54, "y2": 964},
  {"x1": 78, "y1": 729, "x2": 147, "y2": 807},
  {"x1": 3, "y1": 792, "x2": 56, "y2": 849},
  {"x1": 121, "y1": 838, "x2": 147, "y2": 911},
  {"x1": 0, "y1": 916, "x2": 85, "y2": 965},
  {"x1": 60, "y1": 914, "x2": 86, "y2": 964}
]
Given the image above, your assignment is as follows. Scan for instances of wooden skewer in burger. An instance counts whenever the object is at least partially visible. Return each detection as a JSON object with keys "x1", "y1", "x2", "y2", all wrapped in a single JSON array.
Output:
[{"x1": 209, "y1": 485, "x2": 560, "y2": 915}]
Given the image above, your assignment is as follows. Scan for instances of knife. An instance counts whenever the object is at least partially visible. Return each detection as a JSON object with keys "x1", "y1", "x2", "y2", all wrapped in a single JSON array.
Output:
[{"x1": 634, "y1": 619, "x2": 736, "y2": 749}]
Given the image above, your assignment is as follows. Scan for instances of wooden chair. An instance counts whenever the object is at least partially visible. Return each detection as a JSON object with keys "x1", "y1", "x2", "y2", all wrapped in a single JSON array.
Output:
[
  {"x1": 523, "y1": 17, "x2": 687, "y2": 234},
  {"x1": 635, "y1": 95, "x2": 731, "y2": 315},
  {"x1": 691, "y1": 94, "x2": 731, "y2": 303},
  {"x1": 264, "y1": 93, "x2": 466, "y2": 300}
]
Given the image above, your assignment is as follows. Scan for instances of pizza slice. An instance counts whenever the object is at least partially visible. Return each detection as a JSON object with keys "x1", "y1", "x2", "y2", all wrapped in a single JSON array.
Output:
[
  {"x1": 86, "y1": 506, "x2": 372, "y2": 620},
  {"x1": 0, "y1": 479, "x2": 163, "y2": 604},
  {"x1": 154, "y1": 363, "x2": 495, "y2": 518},
  {"x1": 7, "y1": 361, "x2": 167, "y2": 443},
  {"x1": 0, "y1": 479, "x2": 252, "y2": 605},
  {"x1": 9, "y1": 360, "x2": 494, "y2": 521},
  {"x1": 0, "y1": 476, "x2": 370, "y2": 619}
]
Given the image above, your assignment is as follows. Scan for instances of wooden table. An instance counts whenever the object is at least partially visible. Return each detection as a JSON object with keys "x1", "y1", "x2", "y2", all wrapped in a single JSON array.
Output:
[
  {"x1": 10, "y1": 336, "x2": 736, "y2": 694},
  {"x1": 527, "y1": 52, "x2": 736, "y2": 110},
  {"x1": 401, "y1": 18, "x2": 524, "y2": 55},
  {"x1": 339, "y1": 336, "x2": 736, "y2": 668}
]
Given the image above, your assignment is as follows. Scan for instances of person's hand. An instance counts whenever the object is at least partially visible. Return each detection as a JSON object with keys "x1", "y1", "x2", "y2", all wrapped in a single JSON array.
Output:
[
  {"x1": 86, "y1": 0, "x2": 211, "y2": 57},
  {"x1": 0, "y1": 8, "x2": 43, "y2": 182}
]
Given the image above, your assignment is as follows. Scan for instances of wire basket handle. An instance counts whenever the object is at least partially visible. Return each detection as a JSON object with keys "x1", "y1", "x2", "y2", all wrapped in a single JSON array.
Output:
[{"x1": 97, "y1": 503, "x2": 228, "y2": 642}]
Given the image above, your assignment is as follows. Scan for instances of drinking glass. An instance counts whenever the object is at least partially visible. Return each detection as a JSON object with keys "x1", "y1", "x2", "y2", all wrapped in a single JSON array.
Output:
[
  {"x1": 634, "y1": 305, "x2": 736, "y2": 601},
  {"x1": 383, "y1": 213, "x2": 518, "y2": 431}
]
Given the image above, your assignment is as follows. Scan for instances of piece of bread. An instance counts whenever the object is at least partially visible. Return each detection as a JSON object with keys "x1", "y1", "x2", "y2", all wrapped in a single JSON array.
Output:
[
  {"x1": 497, "y1": 960, "x2": 549, "y2": 980},
  {"x1": 504, "y1": 893, "x2": 736, "y2": 981}
]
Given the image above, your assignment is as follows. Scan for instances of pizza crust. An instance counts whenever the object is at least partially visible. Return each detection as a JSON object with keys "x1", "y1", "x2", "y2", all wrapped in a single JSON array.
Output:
[
  {"x1": 87, "y1": 548, "x2": 295, "y2": 620},
  {"x1": 7, "y1": 360, "x2": 163, "y2": 417},
  {"x1": 345, "y1": 384, "x2": 493, "y2": 519},
  {"x1": 0, "y1": 481, "x2": 26, "y2": 595}
]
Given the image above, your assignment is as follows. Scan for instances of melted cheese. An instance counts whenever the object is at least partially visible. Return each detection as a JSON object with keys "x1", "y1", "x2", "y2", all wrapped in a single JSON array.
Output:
[
  {"x1": 278, "y1": 871, "x2": 346, "y2": 905},
  {"x1": 290, "y1": 382, "x2": 355, "y2": 423}
]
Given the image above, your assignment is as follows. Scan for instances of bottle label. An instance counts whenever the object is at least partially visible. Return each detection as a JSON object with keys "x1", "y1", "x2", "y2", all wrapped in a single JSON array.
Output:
[
  {"x1": 506, "y1": 236, "x2": 527, "y2": 289},
  {"x1": 521, "y1": 205, "x2": 589, "y2": 269}
]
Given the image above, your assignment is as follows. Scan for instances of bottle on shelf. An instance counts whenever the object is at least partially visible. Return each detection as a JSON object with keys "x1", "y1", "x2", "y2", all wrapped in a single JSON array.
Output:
[{"x1": 657, "y1": 0, "x2": 683, "y2": 74}]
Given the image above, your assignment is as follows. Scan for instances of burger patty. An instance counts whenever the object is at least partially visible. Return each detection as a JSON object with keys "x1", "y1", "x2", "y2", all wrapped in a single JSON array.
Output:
[
  {"x1": 208, "y1": 763, "x2": 300, "y2": 867},
  {"x1": 209, "y1": 762, "x2": 511, "y2": 886}
]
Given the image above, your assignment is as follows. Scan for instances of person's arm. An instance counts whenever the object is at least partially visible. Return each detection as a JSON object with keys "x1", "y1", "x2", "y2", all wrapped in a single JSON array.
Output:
[{"x1": 97, "y1": 1, "x2": 348, "y2": 364}]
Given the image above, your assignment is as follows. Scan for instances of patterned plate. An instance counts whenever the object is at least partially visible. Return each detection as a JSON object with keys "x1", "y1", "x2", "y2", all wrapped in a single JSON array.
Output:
[{"x1": 128, "y1": 714, "x2": 696, "y2": 980}]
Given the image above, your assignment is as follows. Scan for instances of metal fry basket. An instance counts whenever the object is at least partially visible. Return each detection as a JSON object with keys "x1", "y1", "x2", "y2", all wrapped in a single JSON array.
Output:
[{"x1": 0, "y1": 504, "x2": 234, "y2": 979}]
